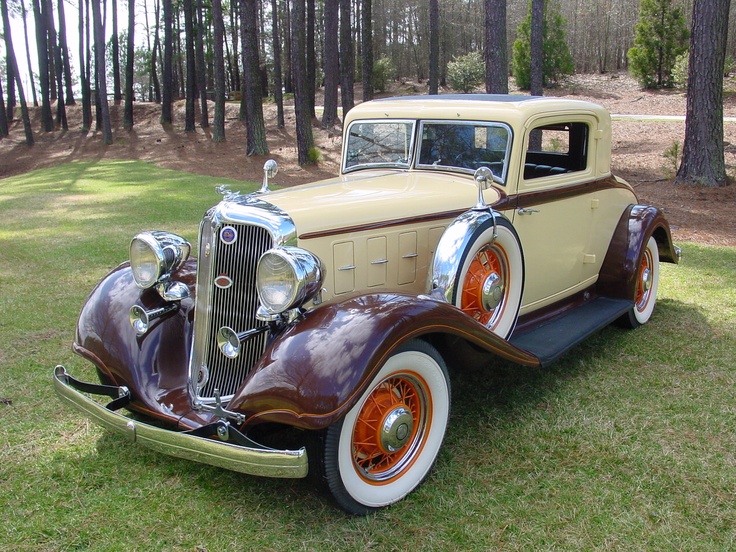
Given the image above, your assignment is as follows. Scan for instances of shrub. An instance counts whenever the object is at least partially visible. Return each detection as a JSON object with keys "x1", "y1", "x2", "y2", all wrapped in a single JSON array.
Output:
[
  {"x1": 672, "y1": 52, "x2": 689, "y2": 89},
  {"x1": 447, "y1": 51, "x2": 485, "y2": 93},
  {"x1": 627, "y1": 0, "x2": 689, "y2": 89},
  {"x1": 373, "y1": 56, "x2": 396, "y2": 93}
]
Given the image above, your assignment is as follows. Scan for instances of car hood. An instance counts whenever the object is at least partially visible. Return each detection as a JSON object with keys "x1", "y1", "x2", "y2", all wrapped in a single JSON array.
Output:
[{"x1": 261, "y1": 170, "x2": 502, "y2": 237}]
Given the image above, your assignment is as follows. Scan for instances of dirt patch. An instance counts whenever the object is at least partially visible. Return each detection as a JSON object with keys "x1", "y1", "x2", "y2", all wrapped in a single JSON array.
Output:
[{"x1": 1, "y1": 73, "x2": 735, "y2": 246}]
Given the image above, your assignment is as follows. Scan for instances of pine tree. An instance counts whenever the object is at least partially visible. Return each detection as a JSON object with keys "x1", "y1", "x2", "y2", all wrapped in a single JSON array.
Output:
[{"x1": 627, "y1": 0, "x2": 689, "y2": 89}]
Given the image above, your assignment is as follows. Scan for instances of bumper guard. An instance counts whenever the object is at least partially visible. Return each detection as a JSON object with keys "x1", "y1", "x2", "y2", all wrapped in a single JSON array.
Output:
[{"x1": 53, "y1": 365, "x2": 308, "y2": 478}]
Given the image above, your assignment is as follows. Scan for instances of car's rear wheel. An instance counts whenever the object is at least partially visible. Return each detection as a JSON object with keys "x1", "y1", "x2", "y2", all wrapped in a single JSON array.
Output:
[
  {"x1": 620, "y1": 236, "x2": 660, "y2": 328},
  {"x1": 322, "y1": 340, "x2": 450, "y2": 515},
  {"x1": 452, "y1": 217, "x2": 524, "y2": 339}
]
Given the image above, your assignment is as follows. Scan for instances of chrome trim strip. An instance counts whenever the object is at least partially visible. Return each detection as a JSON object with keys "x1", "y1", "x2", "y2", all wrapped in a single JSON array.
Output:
[{"x1": 54, "y1": 366, "x2": 308, "y2": 478}]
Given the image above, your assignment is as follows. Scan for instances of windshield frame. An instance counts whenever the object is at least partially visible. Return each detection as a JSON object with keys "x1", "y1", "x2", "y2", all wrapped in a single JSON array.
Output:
[{"x1": 342, "y1": 119, "x2": 417, "y2": 174}]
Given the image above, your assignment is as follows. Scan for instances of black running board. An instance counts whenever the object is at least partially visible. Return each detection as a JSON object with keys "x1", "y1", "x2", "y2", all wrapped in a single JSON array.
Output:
[{"x1": 509, "y1": 297, "x2": 633, "y2": 367}]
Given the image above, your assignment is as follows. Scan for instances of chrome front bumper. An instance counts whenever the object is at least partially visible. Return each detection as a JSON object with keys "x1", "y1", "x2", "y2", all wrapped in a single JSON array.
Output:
[{"x1": 53, "y1": 365, "x2": 308, "y2": 478}]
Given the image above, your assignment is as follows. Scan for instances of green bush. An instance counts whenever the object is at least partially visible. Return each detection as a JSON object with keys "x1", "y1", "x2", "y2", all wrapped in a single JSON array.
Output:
[
  {"x1": 627, "y1": 0, "x2": 689, "y2": 89},
  {"x1": 447, "y1": 51, "x2": 485, "y2": 93},
  {"x1": 672, "y1": 52, "x2": 689, "y2": 89},
  {"x1": 373, "y1": 56, "x2": 396, "y2": 93},
  {"x1": 511, "y1": 2, "x2": 574, "y2": 90}
]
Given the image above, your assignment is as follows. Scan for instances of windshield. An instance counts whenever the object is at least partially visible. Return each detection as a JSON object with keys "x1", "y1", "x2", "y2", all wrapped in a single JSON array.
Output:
[
  {"x1": 344, "y1": 120, "x2": 414, "y2": 171},
  {"x1": 343, "y1": 119, "x2": 512, "y2": 183}
]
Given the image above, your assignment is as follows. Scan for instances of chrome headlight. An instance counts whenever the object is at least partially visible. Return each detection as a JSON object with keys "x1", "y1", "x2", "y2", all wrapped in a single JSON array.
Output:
[
  {"x1": 129, "y1": 231, "x2": 191, "y2": 289},
  {"x1": 256, "y1": 247, "x2": 323, "y2": 314}
]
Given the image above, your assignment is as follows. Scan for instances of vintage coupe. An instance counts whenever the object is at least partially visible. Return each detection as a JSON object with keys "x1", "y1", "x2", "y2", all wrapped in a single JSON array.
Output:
[{"x1": 55, "y1": 95, "x2": 680, "y2": 514}]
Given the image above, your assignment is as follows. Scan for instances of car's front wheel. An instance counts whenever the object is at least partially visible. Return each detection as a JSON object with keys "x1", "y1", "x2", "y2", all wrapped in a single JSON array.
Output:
[{"x1": 322, "y1": 340, "x2": 450, "y2": 515}]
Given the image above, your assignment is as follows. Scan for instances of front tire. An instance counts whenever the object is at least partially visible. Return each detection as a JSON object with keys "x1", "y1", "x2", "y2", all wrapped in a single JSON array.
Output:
[
  {"x1": 452, "y1": 216, "x2": 524, "y2": 339},
  {"x1": 620, "y1": 236, "x2": 660, "y2": 328},
  {"x1": 322, "y1": 340, "x2": 451, "y2": 515}
]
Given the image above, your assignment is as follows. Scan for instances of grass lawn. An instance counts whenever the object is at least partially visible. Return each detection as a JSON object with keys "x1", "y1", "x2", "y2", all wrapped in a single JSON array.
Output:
[{"x1": 1, "y1": 161, "x2": 734, "y2": 550}]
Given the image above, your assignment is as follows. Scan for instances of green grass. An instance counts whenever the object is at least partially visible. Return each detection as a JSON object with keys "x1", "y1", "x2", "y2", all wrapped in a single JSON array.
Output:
[{"x1": 1, "y1": 161, "x2": 735, "y2": 550}]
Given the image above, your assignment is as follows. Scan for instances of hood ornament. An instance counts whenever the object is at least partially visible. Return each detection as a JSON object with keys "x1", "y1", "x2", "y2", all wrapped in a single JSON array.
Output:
[{"x1": 215, "y1": 185, "x2": 242, "y2": 201}]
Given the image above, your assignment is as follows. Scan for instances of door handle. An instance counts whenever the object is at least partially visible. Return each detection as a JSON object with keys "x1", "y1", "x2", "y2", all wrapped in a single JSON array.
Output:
[{"x1": 518, "y1": 208, "x2": 540, "y2": 215}]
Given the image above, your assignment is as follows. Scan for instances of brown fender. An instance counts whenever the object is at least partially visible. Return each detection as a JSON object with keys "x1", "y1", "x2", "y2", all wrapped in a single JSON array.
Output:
[
  {"x1": 597, "y1": 204, "x2": 680, "y2": 301},
  {"x1": 227, "y1": 293, "x2": 540, "y2": 431},
  {"x1": 73, "y1": 259, "x2": 201, "y2": 427}
]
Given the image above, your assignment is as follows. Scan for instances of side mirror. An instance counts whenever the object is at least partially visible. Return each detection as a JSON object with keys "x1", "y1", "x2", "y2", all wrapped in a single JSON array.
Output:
[{"x1": 472, "y1": 166, "x2": 493, "y2": 210}]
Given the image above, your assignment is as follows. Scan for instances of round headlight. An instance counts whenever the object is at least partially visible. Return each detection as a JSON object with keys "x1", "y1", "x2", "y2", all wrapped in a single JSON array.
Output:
[
  {"x1": 129, "y1": 231, "x2": 191, "y2": 289},
  {"x1": 256, "y1": 247, "x2": 323, "y2": 314}
]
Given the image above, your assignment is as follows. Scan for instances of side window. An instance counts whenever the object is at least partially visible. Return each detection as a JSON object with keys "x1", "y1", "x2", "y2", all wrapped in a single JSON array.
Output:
[{"x1": 524, "y1": 122, "x2": 588, "y2": 180}]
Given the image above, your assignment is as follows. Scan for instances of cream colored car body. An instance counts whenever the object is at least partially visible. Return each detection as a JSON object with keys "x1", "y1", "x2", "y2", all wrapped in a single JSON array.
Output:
[{"x1": 264, "y1": 95, "x2": 637, "y2": 316}]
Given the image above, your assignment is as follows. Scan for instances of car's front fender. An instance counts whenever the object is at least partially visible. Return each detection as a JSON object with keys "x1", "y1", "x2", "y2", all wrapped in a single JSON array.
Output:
[{"x1": 228, "y1": 293, "x2": 539, "y2": 430}]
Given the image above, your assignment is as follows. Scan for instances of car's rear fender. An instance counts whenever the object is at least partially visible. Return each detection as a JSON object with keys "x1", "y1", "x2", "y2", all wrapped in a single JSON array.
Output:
[
  {"x1": 597, "y1": 204, "x2": 680, "y2": 300},
  {"x1": 227, "y1": 293, "x2": 539, "y2": 430}
]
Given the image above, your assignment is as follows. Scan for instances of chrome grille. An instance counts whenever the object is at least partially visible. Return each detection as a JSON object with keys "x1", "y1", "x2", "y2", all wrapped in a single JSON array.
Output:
[{"x1": 193, "y1": 220, "x2": 273, "y2": 400}]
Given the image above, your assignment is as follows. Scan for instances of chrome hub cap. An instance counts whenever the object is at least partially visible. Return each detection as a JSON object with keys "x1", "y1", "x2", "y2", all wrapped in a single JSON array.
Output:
[
  {"x1": 481, "y1": 272, "x2": 504, "y2": 311},
  {"x1": 380, "y1": 406, "x2": 414, "y2": 453}
]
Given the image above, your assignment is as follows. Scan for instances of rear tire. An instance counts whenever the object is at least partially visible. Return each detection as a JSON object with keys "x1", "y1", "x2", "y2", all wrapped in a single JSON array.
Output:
[
  {"x1": 619, "y1": 236, "x2": 660, "y2": 329},
  {"x1": 322, "y1": 340, "x2": 450, "y2": 515}
]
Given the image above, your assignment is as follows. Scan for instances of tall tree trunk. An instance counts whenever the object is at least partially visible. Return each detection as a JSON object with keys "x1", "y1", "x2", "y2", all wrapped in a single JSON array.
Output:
[
  {"x1": 57, "y1": 0, "x2": 76, "y2": 105},
  {"x1": 52, "y1": 0, "x2": 68, "y2": 130},
  {"x1": 184, "y1": 0, "x2": 197, "y2": 131},
  {"x1": 80, "y1": 0, "x2": 92, "y2": 131},
  {"x1": 44, "y1": 0, "x2": 56, "y2": 102},
  {"x1": 306, "y1": 0, "x2": 316, "y2": 116},
  {"x1": 530, "y1": 0, "x2": 544, "y2": 97},
  {"x1": 675, "y1": 0, "x2": 731, "y2": 187},
  {"x1": 241, "y1": 0, "x2": 268, "y2": 154},
  {"x1": 291, "y1": 0, "x2": 315, "y2": 165},
  {"x1": 361, "y1": 0, "x2": 374, "y2": 101},
  {"x1": 321, "y1": 0, "x2": 339, "y2": 128},
  {"x1": 0, "y1": 78, "x2": 7, "y2": 137},
  {"x1": 124, "y1": 0, "x2": 135, "y2": 129},
  {"x1": 1, "y1": 0, "x2": 33, "y2": 143},
  {"x1": 339, "y1": 0, "x2": 354, "y2": 115},
  {"x1": 20, "y1": 0, "x2": 39, "y2": 107},
  {"x1": 91, "y1": 0, "x2": 114, "y2": 144},
  {"x1": 3, "y1": 0, "x2": 15, "y2": 122},
  {"x1": 32, "y1": 0, "x2": 53, "y2": 131},
  {"x1": 195, "y1": 0, "x2": 209, "y2": 128},
  {"x1": 161, "y1": 0, "x2": 174, "y2": 123},
  {"x1": 428, "y1": 0, "x2": 439, "y2": 94},
  {"x1": 485, "y1": 0, "x2": 508, "y2": 94},
  {"x1": 151, "y1": 0, "x2": 162, "y2": 103},
  {"x1": 270, "y1": 0, "x2": 285, "y2": 128},
  {"x1": 211, "y1": 0, "x2": 226, "y2": 142},
  {"x1": 111, "y1": 0, "x2": 122, "y2": 104}
]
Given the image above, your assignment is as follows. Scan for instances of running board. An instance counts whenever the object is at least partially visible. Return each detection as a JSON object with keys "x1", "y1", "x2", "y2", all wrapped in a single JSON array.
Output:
[{"x1": 509, "y1": 297, "x2": 633, "y2": 367}]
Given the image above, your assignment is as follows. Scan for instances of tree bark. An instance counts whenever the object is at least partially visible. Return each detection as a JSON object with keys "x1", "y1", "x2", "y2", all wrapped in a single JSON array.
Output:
[
  {"x1": 530, "y1": 0, "x2": 544, "y2": 97},
  {"x1": 675, "y1": 0, "x2": 731, "y2": 187},
  {"x1": 80, "y1": 0, "x2": 92, "y2": 130},
  {"x1": 307, "y1": 0, "x2": 316, "y2": 116},
  {"x1": 161, "y1": 0, "x2": 174, "y2": 124},
  {"x1": 240, "y1": 0, "x2": 268, "y2": 154},
  {"x1": 270, "y1": 0, "x2": 285, "y2": 128},
  {"x1": 485, "y1": 0, "x2": 508, "y2": 94},
  {"x1": 57, "y1": 0, "x2": 75, "y2": 105},
  {"x1": 20, "y1": 0, "x2": 39, "y2": 107},
  {"x1": 32, "y1": 0, "x2": 53, "y2": 131},
  {"x1": 1, "y1": 0, "x2": 33, "y2": 144},
  {"x1": 321, "y1": 0, "x2": 340, "y2": 128},
  {"x1": 361, "y1": 0, "x2": 374, "y2": 101},
  {"x1": 124, "y1": 0, "x2": 135, "y2": 129},
  {"x1": 429, "y1": 0, "x2": 439, "y2": 95},
  {"x1": 112, "y1": 0, "x2": 122, "y2": 104},
  {"x1": 291, "y1": 0, "x2": 315, "y2": 164},
  {"x1": 184, "y1": 0, "x2": 197, "y2": 132},
  {"x1": 91, "y1": 0, "x2": 113, "y2": 144},
  {"x1": 339, "y1": 0, "x2": 354, "y2": 115},
  {"x1": 211, "y1": 0, "x2": 227, "y2": 142},
  {"x1": 195, "y1": 0, "x2": 209, "y2": 128}
]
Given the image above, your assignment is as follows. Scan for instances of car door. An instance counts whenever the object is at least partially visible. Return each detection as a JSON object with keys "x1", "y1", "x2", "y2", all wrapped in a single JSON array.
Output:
[{"x1": 511, "y1": 115, "x2": 599, "y2": 315}]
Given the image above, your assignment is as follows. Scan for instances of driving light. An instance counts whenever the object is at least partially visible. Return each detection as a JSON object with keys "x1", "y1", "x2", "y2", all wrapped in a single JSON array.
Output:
[
  {"x1": 129, "y1": 232, "x2": 191, "y2": 289},
  {"x1": 256, "y1": 247, "x2": 323, "y2": 314}
]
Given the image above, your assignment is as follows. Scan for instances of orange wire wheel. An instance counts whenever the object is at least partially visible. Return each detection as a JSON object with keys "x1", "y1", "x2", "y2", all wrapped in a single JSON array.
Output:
[
  {"x1": 351, "y1": 374, "x2": 428, "y2": 482},
  {"x1": 635, "y1": 246, "x2": 654, "y2": 313},
  {"x1": 460, "y1": 244, "x2": 509, "y2": 330},
  {"x1": 322, "y1": 340, "x2": 450, "y2": 515}
]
